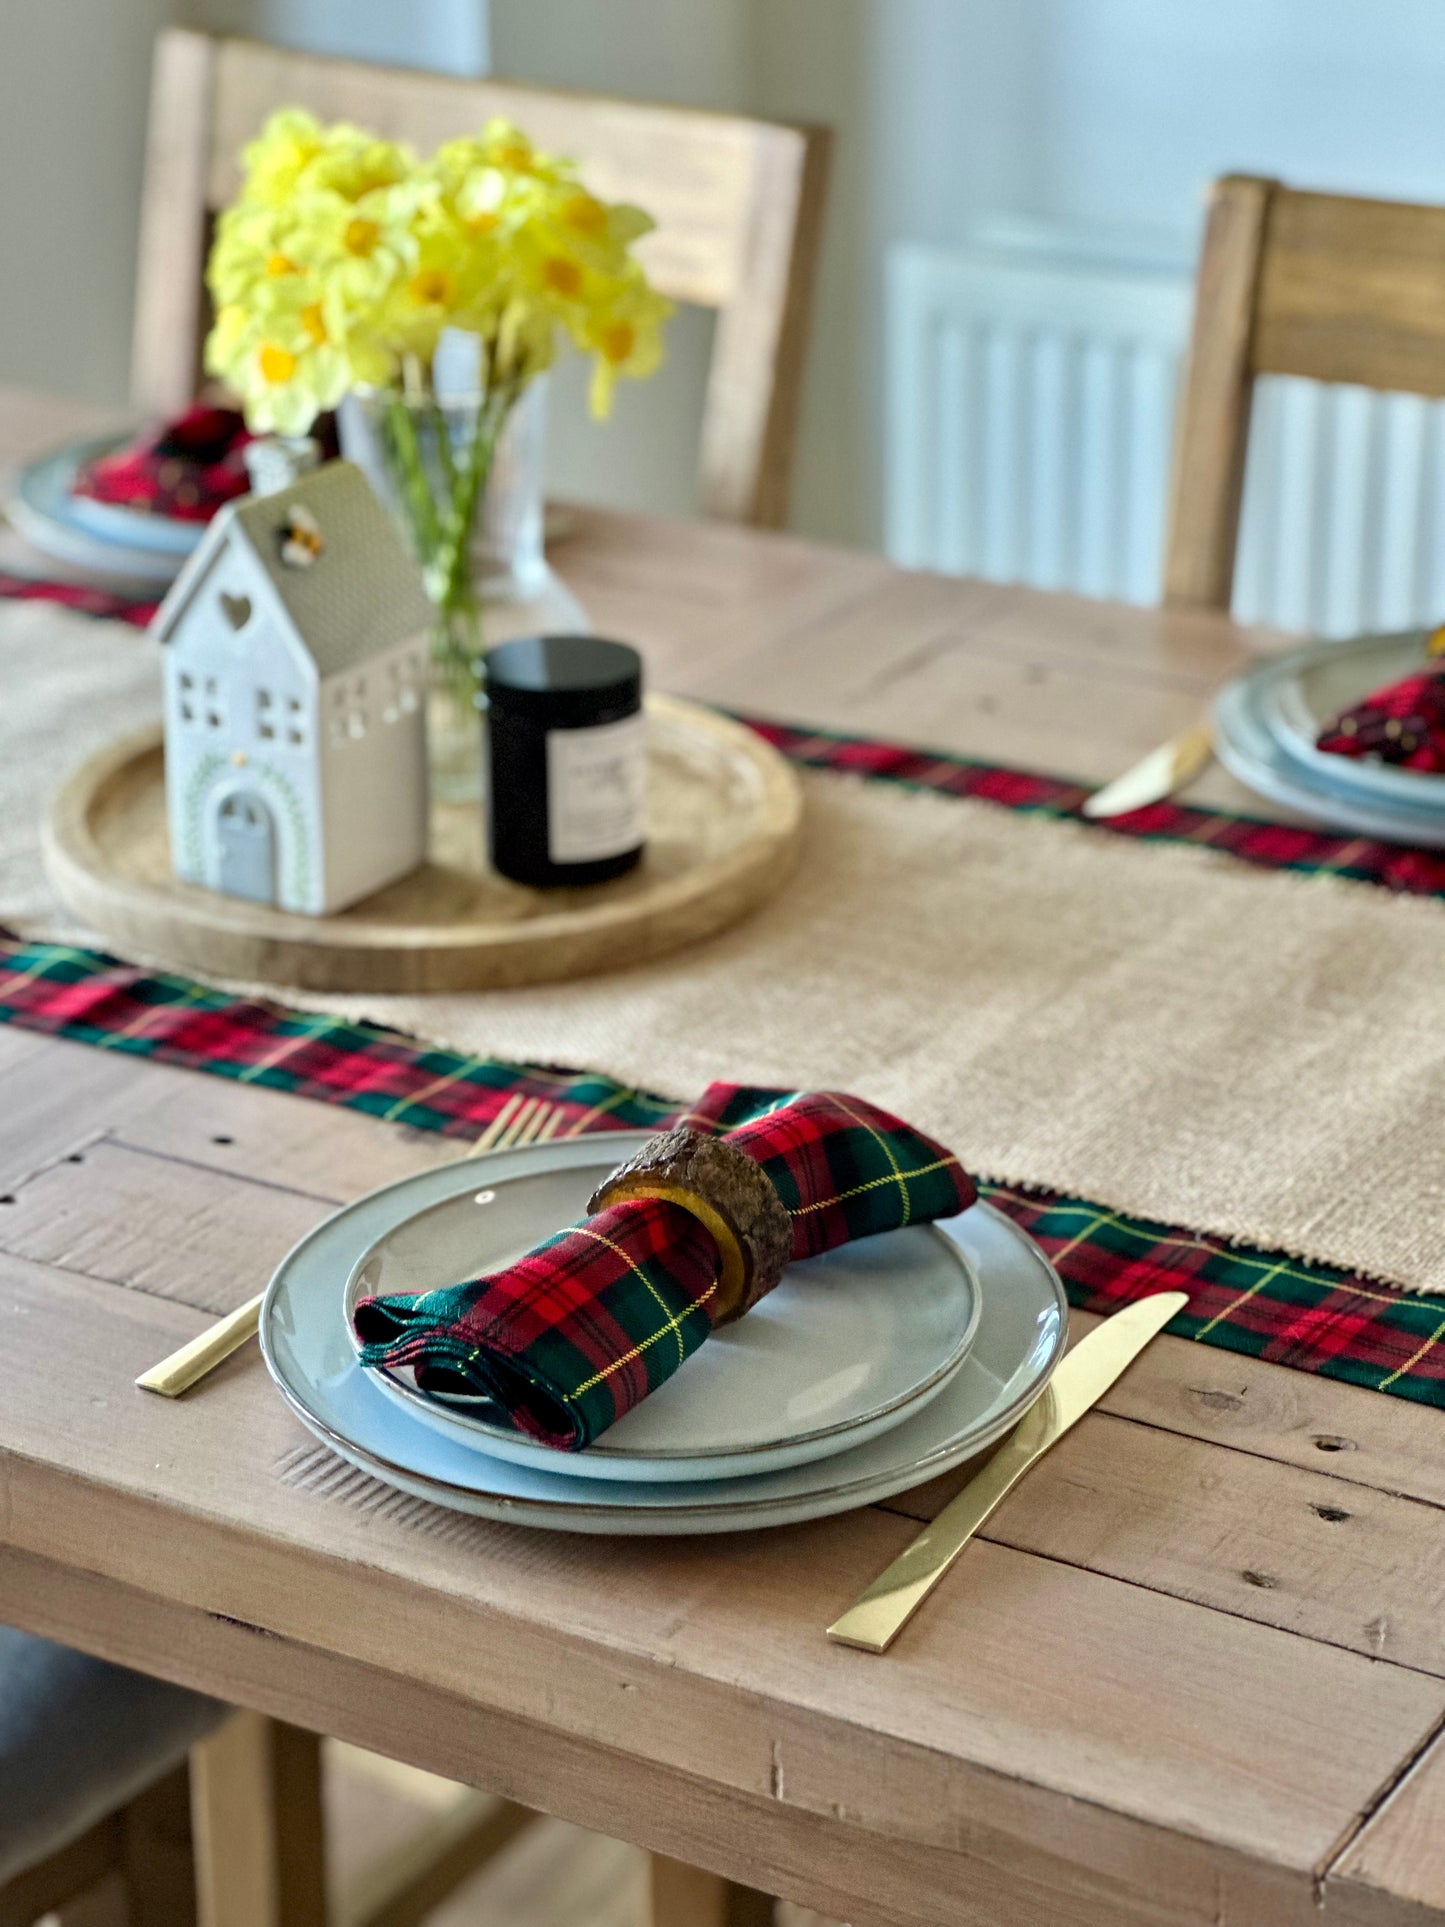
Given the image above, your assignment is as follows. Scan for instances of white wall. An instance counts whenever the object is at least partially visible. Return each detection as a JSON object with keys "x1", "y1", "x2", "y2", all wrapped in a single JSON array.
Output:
[
  {"x1": 190, "y1": 0, "x2": 489, "y2": 73},
  {"x1": 496, "y1": 0, "x2": 1445, "y2": 548},
  {"x1": 9, "y1": 0, "x2": 1445, "y2": 547}
]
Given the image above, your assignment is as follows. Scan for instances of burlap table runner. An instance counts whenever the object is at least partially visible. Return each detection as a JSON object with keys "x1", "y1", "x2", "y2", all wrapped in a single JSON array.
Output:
[{"x1": 9, "y1": 603, "x2": 1445, "y2": 1293}]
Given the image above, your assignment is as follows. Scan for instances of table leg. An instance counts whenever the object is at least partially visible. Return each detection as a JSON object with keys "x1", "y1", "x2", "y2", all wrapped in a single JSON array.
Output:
[
  {"x1": 191, "y1": 1713, "x2": 327, "y2": 1927},
  {"x1": 121, "y1": 1763, "x2": 198, "y2": 1927},
  {"x1": 650, "y1": 1851, "x2": 775, "y2": 1927}
]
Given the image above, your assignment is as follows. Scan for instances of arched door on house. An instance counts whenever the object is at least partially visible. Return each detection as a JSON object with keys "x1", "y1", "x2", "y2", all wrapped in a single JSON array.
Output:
[{"x1": 212, "y1": 791, "x2": 277, "y2": 904}]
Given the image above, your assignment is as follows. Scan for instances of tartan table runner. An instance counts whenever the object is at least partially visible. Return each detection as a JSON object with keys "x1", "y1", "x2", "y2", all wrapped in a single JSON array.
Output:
[
  {"x1": 6, "y1": 573, "x2": 1445, "y2": 897},
  {"x1": 354, "y1": 1086, "x2": 975, "y2": 1449},
  {"x1": 0, "y1": 572, "x2": 160, "y2": 629},
  {"x1": 1, "y1": 570, "x2": 1443, "y2": 1403},
  {"x1": 1, "y1": 933, "x2": 1443, "y2": 1409}
]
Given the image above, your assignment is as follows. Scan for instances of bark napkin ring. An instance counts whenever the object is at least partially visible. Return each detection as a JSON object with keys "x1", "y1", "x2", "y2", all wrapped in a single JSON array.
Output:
[{"x1": 588, "y1": 1125, "x2": 793, "y2": 1324}]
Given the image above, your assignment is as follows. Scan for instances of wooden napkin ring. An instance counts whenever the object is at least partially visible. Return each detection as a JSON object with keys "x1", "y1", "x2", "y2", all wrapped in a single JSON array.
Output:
[{"x1": 587, "y1": 1127, "x2": 793, "y2": 1324}]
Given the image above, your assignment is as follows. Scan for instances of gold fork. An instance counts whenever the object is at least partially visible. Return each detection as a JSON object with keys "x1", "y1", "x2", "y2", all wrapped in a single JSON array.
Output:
[{"x1": 135, "y1": 1098, "x2": 573, "y2": 1397}]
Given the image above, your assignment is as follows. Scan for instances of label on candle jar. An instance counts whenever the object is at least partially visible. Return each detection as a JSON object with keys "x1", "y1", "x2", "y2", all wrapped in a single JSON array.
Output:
[{"x1": 546, "y1": 714, "x2": 647, "y2": 864}]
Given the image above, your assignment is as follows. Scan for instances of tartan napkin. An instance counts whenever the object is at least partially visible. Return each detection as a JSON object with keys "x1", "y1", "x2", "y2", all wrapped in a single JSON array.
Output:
[
  {"x1": 1317, "y1": 664, "x2": 1445, "y2": 773},
  {"x1": 71, "y1": 406, "x2": 257, "y2": 523},
  {"x1": 71, "y1": 406, "x2": 338, "y2": 524},
  {"x1": 353, "y1": 1083, "x2": 976, "y2": 1452}
]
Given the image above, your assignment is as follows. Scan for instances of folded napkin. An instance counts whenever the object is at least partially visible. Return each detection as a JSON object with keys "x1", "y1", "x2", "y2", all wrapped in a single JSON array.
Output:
[
  {"x1": 72, "y1": 406, "x2": 257, "y2": 522},
  {"x1": 353, "y1": 1084, "x2": 976, "y2": 1451},
  {"x1": 71, "y1": 406, "x2": 339, "y2": 524},
  {"x1": 1317, "y1": 661, "x2": 1445, "y2": 774}
]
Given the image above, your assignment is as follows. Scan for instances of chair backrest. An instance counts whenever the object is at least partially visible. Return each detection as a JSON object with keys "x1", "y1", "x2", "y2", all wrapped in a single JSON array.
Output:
[
  {"x1": 1164, "y1": 173, "x2": 1445, "y2": 612},
  {"x1": 132, "y1": 30, "x2": 830, "y2": 528}
]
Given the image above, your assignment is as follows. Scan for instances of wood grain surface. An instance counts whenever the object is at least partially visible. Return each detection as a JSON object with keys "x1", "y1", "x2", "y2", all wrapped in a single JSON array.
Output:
[{"x1": 1, "y1": 386, "x2": 1443, "y2": 1927}]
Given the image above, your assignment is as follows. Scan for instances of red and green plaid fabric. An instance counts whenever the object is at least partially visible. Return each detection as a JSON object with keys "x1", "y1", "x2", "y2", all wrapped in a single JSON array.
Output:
[
  {"x1": 1317, "y1": 664, "x2": 1445, "y2": 773},
  {"x1": 0, "y1": 573, "x2": 160, "y2": 627},
  {"x1": 353, "y1": 1085, "x2": 975, "y2": 1449},
  {"x1": 743, "y1": 717, "x2": 1445, "y2": 899},
  {"x1": 71, "y1": 405, "x2": 257, "y2": 523},
  {"x1": 0, "y1": 932, "x2": 1441, "y2": 1408},
  {"x1": 11, "y1": 563, "x2": 1445, "y2": 896}
]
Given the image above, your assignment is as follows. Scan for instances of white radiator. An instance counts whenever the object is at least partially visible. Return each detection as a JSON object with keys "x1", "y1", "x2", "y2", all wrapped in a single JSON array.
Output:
[{"x1": 885, "y1": 235, "x2": 1445, "y2": 636}]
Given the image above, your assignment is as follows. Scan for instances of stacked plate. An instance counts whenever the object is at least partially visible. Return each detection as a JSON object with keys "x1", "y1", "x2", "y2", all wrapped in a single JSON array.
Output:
[
  {"x1": 1214, "y1": 628, "x2": 1445, "y2": 845},
  {"x1": 6, "y1": 434, "x2": 198, "y2": 589},
  {"x1": 258, "y1": 1131, "x2": 1068, "y2": 1535}
]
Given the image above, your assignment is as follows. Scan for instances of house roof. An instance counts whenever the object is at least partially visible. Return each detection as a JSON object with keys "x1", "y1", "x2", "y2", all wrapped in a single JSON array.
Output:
[{"x1": 153, "y1": 461, "x2": 434, "y2": 678}]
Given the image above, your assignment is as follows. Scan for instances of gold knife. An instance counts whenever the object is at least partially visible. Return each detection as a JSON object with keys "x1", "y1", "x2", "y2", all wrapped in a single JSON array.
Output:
[
  {"x1": 1081, "y1": 724, "x2": 1214, "y2": 819},
  {"x1": 826, "y1": 1290, "x2": 1188, "y2": 1653},
  {"x1": 135, "y1": 1293, "x2": 264, "y2": 1397}
]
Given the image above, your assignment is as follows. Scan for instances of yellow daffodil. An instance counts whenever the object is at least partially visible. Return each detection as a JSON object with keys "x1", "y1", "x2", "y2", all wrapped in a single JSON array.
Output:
[
  {"x1": 203, "y1": 299, "x2": 352, "y2": 436},
  {"x1": 236, "y1": 108, "x2": 327, "y2": 206},
  {"x1": 580, "y1": 271, "x2": 673, "y2": 417},
  {"x1": 204, "y1": 105, "x2": 670, "y2": 436}
]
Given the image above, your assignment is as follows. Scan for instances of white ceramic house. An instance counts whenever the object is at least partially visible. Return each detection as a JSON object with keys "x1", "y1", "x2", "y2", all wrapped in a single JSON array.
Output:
[{"x1": 152, "y1": 461, "x2": 433, "y2": 916}]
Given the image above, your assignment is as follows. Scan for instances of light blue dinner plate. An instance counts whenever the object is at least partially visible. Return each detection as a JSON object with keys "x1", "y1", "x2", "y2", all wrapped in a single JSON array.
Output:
[
  {"x1": 1214, "y1": 643, "x2": 1445, "y2": 846},
  {"x1": 1258, "y1": 629, "x2": 1445, "y2": 814},
  {"x1": 342, "y1": 1168, "x2": 981, "y2": 1483},
  {"x1": 258, "y1": 1133, "x2": 1068, "y2": 1535},
  {"x1": 7, "y1": 438, "x2": 195, "y2": 587}
]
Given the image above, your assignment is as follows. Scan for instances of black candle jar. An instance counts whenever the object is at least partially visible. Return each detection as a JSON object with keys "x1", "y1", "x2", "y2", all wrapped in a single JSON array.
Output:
[{"x1": 482, "y1": 635, "x2": 646, "y2": 888}]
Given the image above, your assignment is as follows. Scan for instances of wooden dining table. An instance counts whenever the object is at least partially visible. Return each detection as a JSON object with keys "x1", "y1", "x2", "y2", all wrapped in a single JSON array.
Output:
[{"x1": 2, "y1": 383, "x2": 1444, "y2": 1927}]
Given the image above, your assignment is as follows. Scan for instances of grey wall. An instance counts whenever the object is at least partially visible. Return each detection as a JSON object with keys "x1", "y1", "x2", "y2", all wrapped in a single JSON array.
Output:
[
  {"x1": 0, "y1": 0, "x2": 181, "y2": 401},
  {"x1": 7, "y1": 0, "x2": 1445, "y2": 549},
  {"x1": 495, "y1": 0, "x2": 1445, "y2": 548},
  {"x1": 0, "y1": 0, "x2": 488, "y2": 406}
]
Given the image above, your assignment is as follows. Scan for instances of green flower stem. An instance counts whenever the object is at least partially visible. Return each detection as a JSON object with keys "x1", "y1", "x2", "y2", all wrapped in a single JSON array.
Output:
[
  {"x1": 374, "y1": 377, "x2": 523, "y2": 734},
  {"x1": 381, "y1": 393, "x2": 444, "y2": 559}
]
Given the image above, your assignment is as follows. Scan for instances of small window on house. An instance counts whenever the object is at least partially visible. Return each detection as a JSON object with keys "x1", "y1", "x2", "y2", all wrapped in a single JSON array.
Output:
[
  {"x1": 179, "y1": 672, "x2": 194, "y2": 693},
  {"x1": 287, "y1": 725, "x2": 305, "y2": 746},
  {"x1": 179, "y1": 701, "x2": 195, "y2": 724},
  {"x1": 287, "y1": 695, "x2": 302, "y2": 715},
  {"x1": 204, "y1": 676, "x2": 218, "y2": 697},
  {"x1": 256, "y1": 689, "x2": 275, "y2": 739},
  {"x1": 206, "y1": 710, "x2": 222, "y2": 730}
]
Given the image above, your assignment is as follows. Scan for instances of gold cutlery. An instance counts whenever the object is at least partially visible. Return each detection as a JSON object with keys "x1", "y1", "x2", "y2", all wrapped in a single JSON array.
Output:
[
  {"x1": 135, "y1": 1097, "x2": 574, "y2": 1396},
  {"x1": 1081, "y1": 722, "x2": 1214, "y2": 819},
  {"x1": 826, "y1": 1291, "x2": 1188, "y2": 1653}
]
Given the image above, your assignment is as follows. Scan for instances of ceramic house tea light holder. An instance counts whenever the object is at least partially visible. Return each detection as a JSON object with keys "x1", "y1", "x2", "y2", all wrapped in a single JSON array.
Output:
[{"x1": 151, "y1": 460, "x2": 433, "y2": 915}]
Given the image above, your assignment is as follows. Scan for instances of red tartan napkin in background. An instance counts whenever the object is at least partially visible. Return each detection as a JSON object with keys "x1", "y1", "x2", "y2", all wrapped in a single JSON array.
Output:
[
  {"x1": 1317, "y1": 665, "x2": 1445, "y2": 773},
  {"x1": 71, "y1": 406, "x2": 256, "y2": 522},
  {"x1": 70, "y1": 406, "x2": 339, "y2": 524},
  {"x1": 353, "y1": 1083, "x2": 976, "y2": 1452}
]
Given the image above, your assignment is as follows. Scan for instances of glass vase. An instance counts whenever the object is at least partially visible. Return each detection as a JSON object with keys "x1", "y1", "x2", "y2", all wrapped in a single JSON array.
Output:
[{"x1": 340, "y1": 378, "x2": 590, "y2": 807}]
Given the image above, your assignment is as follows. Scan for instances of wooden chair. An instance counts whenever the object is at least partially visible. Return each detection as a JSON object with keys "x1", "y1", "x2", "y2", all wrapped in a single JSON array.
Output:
[
  {"x1": 131, "y1": 28, "x2": 830, "y2": 529},
  {"x1": 1165, "y1": 173, "x2": 1445, "y2": 612},
  {"x1": 0, "y1": 1766, "x2": 195, "y2": 1927}
]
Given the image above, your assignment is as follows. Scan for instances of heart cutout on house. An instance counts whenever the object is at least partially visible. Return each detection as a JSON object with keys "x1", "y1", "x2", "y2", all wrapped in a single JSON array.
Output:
[{"x1": 220, "y1": 592, "x2": 252, "y2": 631}]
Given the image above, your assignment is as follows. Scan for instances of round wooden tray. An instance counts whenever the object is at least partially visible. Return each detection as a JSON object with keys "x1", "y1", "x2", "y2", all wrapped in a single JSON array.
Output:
[{"x1": 43, "y1": 695, "x2": 802, "y2": 993}]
